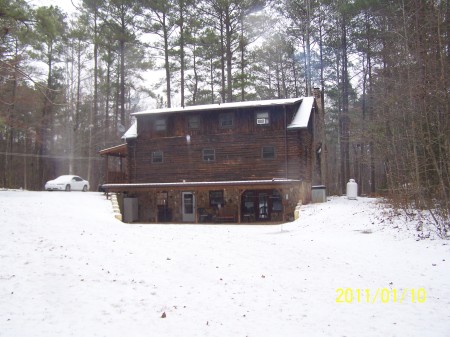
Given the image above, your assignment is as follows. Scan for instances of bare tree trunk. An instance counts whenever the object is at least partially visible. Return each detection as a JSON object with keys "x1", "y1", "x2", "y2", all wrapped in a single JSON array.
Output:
[
  {"x1": 104, "y1": 54, "x2": 112, "y2": 145},
  {"x1": 318, "y1": 6, "x2": 327, "y2": 188},
  {"x1": 3, "y1": 41, "x2": 18, "y2": 188},
  {"x1": 219, "y1": 12, "x2": 226, "y2": 103},
  {"x1": 305, "y1": 0, "x2": 311, "y2": 96},
  {"x1": 162, "y1": 12, "x2": 171, "y2": 108},
  {"x1": 340, "y1": 12, "x2": 350, "y2": 193},
  {"x1": 239, "y1": 18, "x2": 245, "y2": 101},
  {"x1": 225, "y1": 8, "x2": 233, "y2": 102},
  {"x1": 210, "y1": 58, "x2": 214, "y2": 103},
  {"x1": 38, "y1": 43, "x2": 55, "y2": 187},
  {"x1": 275, "y1": 62, "x2": 281, "y2": 99},
  {"x1": 179, "y1": 0, "x2": 185, "y2": 107},
  {"x1": 291, "y1": 52, "x2": 299, "y2": 97},
  {"x1": 119, "y1": 37, "x2": 126, "y2": 120},
  {"x1": 93, "y1": 7, "x2": 99, "y2": 136},
  {"x1": 191, "y1": 45, "x2": 199, "y2": 104}
]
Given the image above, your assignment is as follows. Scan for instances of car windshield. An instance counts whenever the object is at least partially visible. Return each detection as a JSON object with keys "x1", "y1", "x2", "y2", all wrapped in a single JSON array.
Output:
[{"x1": 54, "y1": 175, "x2": 72, "y2": 182}]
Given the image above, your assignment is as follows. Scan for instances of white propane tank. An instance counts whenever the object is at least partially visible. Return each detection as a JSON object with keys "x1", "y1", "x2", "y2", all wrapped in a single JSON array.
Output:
[{"x1": 346, "y1": 179, "x2": 358, "y2": 200}]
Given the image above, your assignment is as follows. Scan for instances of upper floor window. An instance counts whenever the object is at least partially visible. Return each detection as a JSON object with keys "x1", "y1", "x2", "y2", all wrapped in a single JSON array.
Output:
[
  {"x1": 188, "y1": 115, "x2": 200, "y2": 129},
  {"x1": 152, "y1": 150, "x2": 164, "y2": 163},
  {"x1": 262, "y1": 146, "x2": 276, "y2": 160},
  {"x1": 154, "y1": 118, "x2": 167, "y2": 131},
  {"x1": 203, "y1": 149, "x2": 215, "y2": 162},
  {"x1": 256, "y1": 111, "x2": 270, "y2": 125},
  {"x1": 219, "y1": 113, "x2": 233, "y2": 128}
]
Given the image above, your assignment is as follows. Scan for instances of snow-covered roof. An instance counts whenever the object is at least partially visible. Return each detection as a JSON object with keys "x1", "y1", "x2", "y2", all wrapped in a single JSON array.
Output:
[
  {"x1": 132, "y1": 97, "x2": 306, "y2": 116},
  {"x1": 287, "y1": 96, "x2": 315, "y2": 129},
  {"x1": 98, "y1": 143, "x2": 127, "y2": 157},
  {"x1": 122, "y1": 120, "x2": 137, "y2": 139},
  {"x1": 125, "y1": 97, "x2": 315, "y2": 139}
]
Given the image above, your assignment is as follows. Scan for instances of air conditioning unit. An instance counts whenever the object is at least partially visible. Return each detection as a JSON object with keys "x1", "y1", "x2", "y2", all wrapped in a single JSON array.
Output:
[
  {"x1": 257, "y1": 118, "x2": 268, "y2": 125},
  {"x1": 124, "y1": 197, "x2": 138, "y2": 223}
]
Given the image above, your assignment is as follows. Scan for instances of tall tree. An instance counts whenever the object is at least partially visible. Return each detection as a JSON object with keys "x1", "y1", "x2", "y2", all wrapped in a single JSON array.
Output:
[
  {"x1": 282, "y1": 0, "x2": 313, "y2": 95},
  {"x1": 372, "y1": 0, "x2": 449, "y2": 234},
  {"x1": 177, "y1": 0, "x2": 187, "y2": 107},
  {"x1": 29, "y1": 5, "x2": 67, "y2": 184},
  {"x1": 141, "y1": 0, "x2": 176, "y2": 107},
  {"x1": 187, "y1": 26, "x2": 222, "y2": 104},
  {"x1": 64, "y1": 14, "x2": 91, "y2": 175},
  {"x1": 201, "y1": 0, "x2": 266, "y2": 102},
  {"x1": 339, "y1": 4, "x2": 350, "y2": 194},
  {"x1": 82, "y1": 0, "x2": 102, "y2": 139},
  {"x1": 0, "y1": 0, "x2": 32, "y2": 187},
  {"x1": 103, "y1": 0, "x2": 139, "y2": 124}
]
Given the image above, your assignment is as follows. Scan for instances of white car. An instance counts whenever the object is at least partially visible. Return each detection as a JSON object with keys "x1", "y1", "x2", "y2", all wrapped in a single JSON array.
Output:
[{"x1": 45, "y1": 175, "x2": 90, "y2": 192}]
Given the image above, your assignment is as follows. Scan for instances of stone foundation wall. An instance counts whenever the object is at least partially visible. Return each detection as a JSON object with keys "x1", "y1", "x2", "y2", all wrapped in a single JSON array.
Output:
[{"x1": 122, "y1": 181, "x2": 311, "y2": 223}]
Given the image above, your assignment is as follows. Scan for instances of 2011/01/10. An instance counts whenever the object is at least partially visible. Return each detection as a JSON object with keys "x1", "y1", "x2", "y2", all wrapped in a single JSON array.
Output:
[{"x1": 336, "y1": 288, "x2": 426, "y2": 304}]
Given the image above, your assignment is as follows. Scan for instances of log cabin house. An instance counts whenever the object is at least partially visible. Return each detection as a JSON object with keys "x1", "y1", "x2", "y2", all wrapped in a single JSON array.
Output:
[{"x1": 100, "y1": 90, "x2": 324, "y2": 223}]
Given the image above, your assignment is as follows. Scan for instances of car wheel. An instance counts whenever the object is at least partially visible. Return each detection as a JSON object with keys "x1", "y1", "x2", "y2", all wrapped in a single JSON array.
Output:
[
  {"x1": 65, "y1": 184, "x2": 71, "y2": 192},
  {"x1": 82, "y1": 185, "x2": 88, "y2": 192}
]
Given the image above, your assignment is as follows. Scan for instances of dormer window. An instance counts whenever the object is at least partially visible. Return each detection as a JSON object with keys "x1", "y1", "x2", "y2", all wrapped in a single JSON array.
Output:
[
  {"x1": 188, "y1": 115, "x2": 200, "y2": 129},
  {"x1": 256, "y1": 111, "x2": 270, "y2": 125},
  {"x1": 219, "y1": 113, "x2": 233, "y2": 128},
  {"x1": 154, "y1": 118, "x2": 167, "y2": 131}
]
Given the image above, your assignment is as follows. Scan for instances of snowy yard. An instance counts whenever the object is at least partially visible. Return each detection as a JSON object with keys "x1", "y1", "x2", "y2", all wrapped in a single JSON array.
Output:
[{"x1": 0, "y1": 191, "x2": 449, "y2": 337}]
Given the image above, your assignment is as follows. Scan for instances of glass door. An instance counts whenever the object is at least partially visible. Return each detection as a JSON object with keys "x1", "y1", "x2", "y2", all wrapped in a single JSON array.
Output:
[
  {"x1": 182, "y1": 192, "x2": 195, "y2": 222},
  {"x1": 258, "y1": 193, "x2": 269, "y2": 219}
]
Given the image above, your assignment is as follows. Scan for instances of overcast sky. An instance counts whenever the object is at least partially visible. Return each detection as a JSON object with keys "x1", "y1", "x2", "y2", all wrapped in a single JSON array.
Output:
[{"x1": 29, "y1": 0, "x2": 79, "y2": 15}]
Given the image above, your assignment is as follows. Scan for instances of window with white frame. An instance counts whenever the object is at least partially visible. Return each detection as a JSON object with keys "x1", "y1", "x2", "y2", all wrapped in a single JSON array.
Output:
[
  {"x1": 202, "y1": 149, "x2": 215, "y2": 162},
  {"x1": 152, "y1": 150, "x2": 164, "y2": 163},
  {"x1": 219, "y1": 113, "x2": 233, "y2": 128},
  {"x1": 256, "y1": 111, "x2": 270, "y2": 125}
]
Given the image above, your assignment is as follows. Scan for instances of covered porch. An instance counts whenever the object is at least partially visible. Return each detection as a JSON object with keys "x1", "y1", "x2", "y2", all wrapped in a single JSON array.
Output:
[
  {"x1": 101, "y1": 179, "x2": 311, "y2": 224},
  {"x1": 98, "y1": 144, "x2": 128, "y2": 184}
]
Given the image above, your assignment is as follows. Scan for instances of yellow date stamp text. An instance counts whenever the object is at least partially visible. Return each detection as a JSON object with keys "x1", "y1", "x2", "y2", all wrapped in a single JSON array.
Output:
[{"x1": 336, "y1": 288, "x2": 426, "y2": 304}]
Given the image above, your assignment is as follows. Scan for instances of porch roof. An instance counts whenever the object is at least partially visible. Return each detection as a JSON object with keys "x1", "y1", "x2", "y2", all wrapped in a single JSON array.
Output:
[
  {"x1": 101, "y1": 179, "x2": 302, "y2": 192},
  {"x1": 98, "y1": 143, "x2": 128, "y2": 157}
]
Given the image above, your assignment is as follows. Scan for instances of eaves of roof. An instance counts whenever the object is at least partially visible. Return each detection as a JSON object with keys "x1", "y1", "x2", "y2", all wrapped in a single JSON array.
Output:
[
  {"x1": 132, "y1": 97, "x2": 304, "y2": 116},
  {"x1": 102, "y1": 179, "x2": 302, "y2": 191}
]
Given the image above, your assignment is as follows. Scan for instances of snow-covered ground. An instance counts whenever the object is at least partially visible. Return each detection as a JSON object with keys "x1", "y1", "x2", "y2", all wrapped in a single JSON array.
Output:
[{"x1": 0, "y1": 191, "x2": 449, "y2": 337}]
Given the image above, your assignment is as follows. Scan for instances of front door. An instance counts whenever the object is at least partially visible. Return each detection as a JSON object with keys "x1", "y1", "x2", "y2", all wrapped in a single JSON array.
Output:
[{"x1": 182, "y1": 192, "x2": 195, "y2": 222}]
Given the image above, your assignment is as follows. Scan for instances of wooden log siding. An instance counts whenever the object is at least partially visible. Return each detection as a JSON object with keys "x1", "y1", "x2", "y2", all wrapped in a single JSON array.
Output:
[{"x1": 129, "y1": 104, "x2": 313, "y2": 184}]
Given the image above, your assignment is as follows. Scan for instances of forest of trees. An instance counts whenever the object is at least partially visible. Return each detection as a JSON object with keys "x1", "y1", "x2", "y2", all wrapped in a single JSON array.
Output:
[{"x1": 0, "y1": 0, "x2": 448, "y2": 235}]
